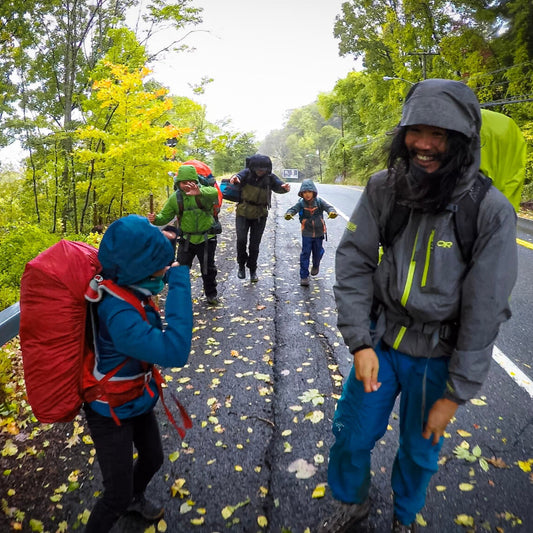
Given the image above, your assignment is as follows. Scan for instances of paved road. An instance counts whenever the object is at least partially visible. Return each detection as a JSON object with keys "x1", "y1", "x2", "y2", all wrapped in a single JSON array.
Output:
[{"x1": 42, "y1": 186, "x2": 532, "y2": 533}]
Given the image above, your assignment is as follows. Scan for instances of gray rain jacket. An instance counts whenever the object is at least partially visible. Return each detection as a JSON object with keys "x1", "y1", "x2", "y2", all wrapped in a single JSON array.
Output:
[{"x1": 334, "y1": 79, "x2": 518, "y2": 403}]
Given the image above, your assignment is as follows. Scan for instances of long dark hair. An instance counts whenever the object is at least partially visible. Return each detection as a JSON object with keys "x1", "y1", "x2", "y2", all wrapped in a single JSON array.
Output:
[{"x1": 387, "y1": 127, "x2": 475, "y2": 212}]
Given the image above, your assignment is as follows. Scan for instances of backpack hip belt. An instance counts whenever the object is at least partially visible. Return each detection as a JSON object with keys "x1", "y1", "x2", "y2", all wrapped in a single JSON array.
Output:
[{"x1": 383, "y1": 307, "x2": 458, "y2": 343}]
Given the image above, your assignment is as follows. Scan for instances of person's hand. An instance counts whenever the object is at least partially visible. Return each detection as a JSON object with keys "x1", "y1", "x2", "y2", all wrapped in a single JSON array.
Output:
[
  {"x1": 182, "y1": 182, "x2": 200, "y2": 196},
  {"x1": 423, "y1": 398, "x2": 459, "y2": 445},
  {"x1": 328, "y1": 212, "x2": 338, "y2": 219},
  {"x1": 147, "y1": 213, "x2": 155, "y2": 223},
  {"x1": 282, "y1": 183, "x2": 291, "y2": 191},
  {"x1": 284, "y1": 213, "x2": 293, "y2": 220},
  {"x1": 353, "y1": 348, "x2": 381, "y2": 392},
  {"x1": 170, "y1": 261, "x2": 180, "y2": 267},
  {"x1": 230, "y1": 175, "x2": 240, "y2": 185}
]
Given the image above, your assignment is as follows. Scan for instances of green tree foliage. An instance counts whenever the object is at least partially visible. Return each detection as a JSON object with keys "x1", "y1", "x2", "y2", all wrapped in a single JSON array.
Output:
[
  {"x1": 0, "y1": 223, "x2": 60, "y2": 309},
  {"x1": 211, "y1": 132, "x2": 258, "y2": 175},
  {"x1": 75, "y1": 61, "x2": 187, "y2": 222},
  {"x1": 0, "y1": 0, "x2": 203, "y2": 233},
  {"x1": 327, "y1": 0, "x2": 532, "y2": 195}
]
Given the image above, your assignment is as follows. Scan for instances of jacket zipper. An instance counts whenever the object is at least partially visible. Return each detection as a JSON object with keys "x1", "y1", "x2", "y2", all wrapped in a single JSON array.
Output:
[
  {"x1": 393, "y1": 228, "x2": 419, "y2": 350},
  {"x1": 421, "y1": 229, "x2": 435, "y2": 287}
]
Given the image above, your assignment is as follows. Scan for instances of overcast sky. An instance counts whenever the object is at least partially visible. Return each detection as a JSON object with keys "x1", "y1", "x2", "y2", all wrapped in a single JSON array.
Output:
[
  {"x1": 150, "y1": 0, "x2": 358, "y2": 139},
  {"x1": 0, "y1": 1, "x2": 357, "y2": 165}
]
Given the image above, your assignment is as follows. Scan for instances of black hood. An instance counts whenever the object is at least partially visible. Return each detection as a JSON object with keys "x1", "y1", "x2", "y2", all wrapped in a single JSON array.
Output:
[{"x1": 247, "y1": 154, "x2": 272, "y2": 174}]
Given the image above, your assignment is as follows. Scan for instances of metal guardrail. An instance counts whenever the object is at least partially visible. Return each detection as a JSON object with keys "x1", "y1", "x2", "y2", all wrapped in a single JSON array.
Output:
[{"x1": 0, "y1": 302, "x2": 20, "y2": 346}]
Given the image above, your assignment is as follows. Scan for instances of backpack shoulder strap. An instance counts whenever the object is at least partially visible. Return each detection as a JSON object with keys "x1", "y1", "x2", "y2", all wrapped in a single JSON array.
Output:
[
  {"x1": 85, "y1": 277, "x2": 156, "y2": 319},
  {"x1": 298, "y1": 198, "x2": 305, "y2": 219},
  {"x1": 383, "y1": 203, "x2": 411, "y2": 249},
  {"x1": 451, "y1": 173, "x2": 492, "y2": 262},
  {"x1": 175, "y1": 190, "x2": 184, "y2": 219}
]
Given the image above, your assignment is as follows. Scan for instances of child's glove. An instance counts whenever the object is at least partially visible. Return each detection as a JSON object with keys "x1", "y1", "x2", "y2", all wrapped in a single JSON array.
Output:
[
  {"x1": 328, "y1": 212, "x2": 338, "y2": 219},
  {"x1": 284, "y1": 213, "x2": 293, "y2": 220}
]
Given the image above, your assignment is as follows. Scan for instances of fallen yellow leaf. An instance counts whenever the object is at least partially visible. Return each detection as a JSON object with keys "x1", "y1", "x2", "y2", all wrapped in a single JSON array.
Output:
[
  {"x1": 454, "y1": 514, "x2": 474, "y2": 526},
  {"x1": 415, "y1": 513, "x2": 427, "y2": 526},
  {"x1": 470, "y1": 398, "x2": 487, "y2": 406},
  {"x1": 312, "y1": 484, "x2": 326, "y2": 498},
  {"x1": 257, "y1": 515, "x2": 268, "y2": 527}
]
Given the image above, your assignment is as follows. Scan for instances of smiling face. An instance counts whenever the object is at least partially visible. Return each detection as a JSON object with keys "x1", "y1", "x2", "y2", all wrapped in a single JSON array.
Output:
[{"x1": 405, "y1": 124, "x2": 448, "y2": 174}]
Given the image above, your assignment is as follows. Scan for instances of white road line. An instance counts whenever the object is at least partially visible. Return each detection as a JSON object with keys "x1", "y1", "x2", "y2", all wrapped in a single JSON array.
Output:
[
  {"x1": 336, "y1": 208, "x2": 350, "y2": 221},
  {"x1": 492, "y1": 345, "x2": 533, "y2": 399}
]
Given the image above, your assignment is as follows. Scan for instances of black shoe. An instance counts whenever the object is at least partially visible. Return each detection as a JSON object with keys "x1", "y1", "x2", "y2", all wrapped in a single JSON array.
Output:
[
  {"x1": 318, "y1": 499, "x2": 370, "y2": 532},
  {"x1": 250, "y1": 270, "x2": 258, "y2": 283},
  {"x1": 127, "y1": 494, "x2": 164, "y2": 521},
  {"x1": 206, "y1": 296, "x2": 220, "y2": 306},
  {"x1": 311, "y1": 265, "x2": 319, "y2": 276},
  {"x1": 300, "y1": 277, "x2": 310, "y2": 286},
  {"x1": 237, "y1": 267, "x2": 246, "y2": 279},
  {"x1": 392, "y1": 515, "x2": 417, "y2": 532}
]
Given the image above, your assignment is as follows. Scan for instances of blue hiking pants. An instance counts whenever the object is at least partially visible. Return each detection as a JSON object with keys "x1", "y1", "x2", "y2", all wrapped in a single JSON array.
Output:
[
  {"x1": 300, "y1": 235, "x2": 324, "y2": 279},
  {"x1": 327, "y1": 343, "x2": 449, "y2": 525}
]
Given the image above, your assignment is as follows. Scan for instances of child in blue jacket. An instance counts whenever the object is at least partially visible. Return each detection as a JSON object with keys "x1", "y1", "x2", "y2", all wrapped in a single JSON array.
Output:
[
  {"x1": 285, "y1": 179, "x2": 337, "y2": 286},
  {"x1": 84, "y1": 215, "x2": 193, "y2": 532}
]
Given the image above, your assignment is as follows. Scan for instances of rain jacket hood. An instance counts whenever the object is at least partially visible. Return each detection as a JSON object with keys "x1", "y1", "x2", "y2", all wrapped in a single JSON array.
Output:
[
  {"x1": 401, "y1": 79, "x2": 481, "y2": 140},
  {"x1": 248, "y1": 154, "x2": 272, "y2": 174},
  {"x1": 174, "y1": 165, "x2": 199, "y2": 185},
  {"x1": 298, "y1": 179, "x2": 318, "y2": 198},
  {"x1": 400, "y1": 78, "x2": 482, "y2": 200},
  {"x1": 99, "y1": 215, "x2": 174, "y2": 286}
]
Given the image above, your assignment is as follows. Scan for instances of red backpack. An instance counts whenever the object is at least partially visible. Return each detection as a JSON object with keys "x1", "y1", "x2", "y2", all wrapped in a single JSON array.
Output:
[{"x1": 19, "y1": 240, "x2": 191, "y2": 436}]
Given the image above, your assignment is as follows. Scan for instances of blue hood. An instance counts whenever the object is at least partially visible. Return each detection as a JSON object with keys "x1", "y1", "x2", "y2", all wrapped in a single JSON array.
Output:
[{"x1": 98, "y1": 215, "x2": 174, "y2": 286}]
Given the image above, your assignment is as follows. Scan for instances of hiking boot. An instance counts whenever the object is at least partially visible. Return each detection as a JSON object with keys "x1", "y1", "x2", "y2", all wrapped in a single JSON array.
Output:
[
  {"x1": 318, "y1": 499, "x2": 370, "y2": 532},
  {"x1": 250, "y1": 270, "x2": 259, "y2": 283},
  {"x1": 206, "y1": 295, "x2": 220, "y2": 306},
  {"x1": 300, "y1": 278, "x2": 310, "y2": 286},
  {"x1": 127, "y1": 494, "x2": 164, "y2": 521},
  {"x1": 392, "y1": 516, "x2": 417, "y2": 532},
  {"x1": 238, "y1": 267, "x2": 246, "y2": 279},
  {"x1": 311, "y1": 266, "x2": 319, "y2": 276}
]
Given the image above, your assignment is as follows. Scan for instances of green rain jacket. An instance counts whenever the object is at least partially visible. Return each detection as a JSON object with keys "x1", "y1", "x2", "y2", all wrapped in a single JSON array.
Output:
[
  {"x1": 480, "y1": 109, "x2": 527, "y2": 212},
  {"x1": 152, "y1": 165, "x2": 218, "y2": 244}
]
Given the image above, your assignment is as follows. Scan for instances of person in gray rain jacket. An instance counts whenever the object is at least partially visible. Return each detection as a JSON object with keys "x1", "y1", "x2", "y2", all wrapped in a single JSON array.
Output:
[
  {"x1": 319, "y1": 79, "x2": 517, "y2": 533},
  {"x1": 284, "y1": 179, "x2": 337, "y2": 286}
]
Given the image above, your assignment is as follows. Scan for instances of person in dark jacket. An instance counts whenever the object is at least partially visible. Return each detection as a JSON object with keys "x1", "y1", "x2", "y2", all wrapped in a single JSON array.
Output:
[
  {"x1": 319, "y1": 79, "x2": 517, "y2": 533},
  {"x1": 284, "y1": 179, "x2": 337, "y2": 286},
  {"x1": 229, "y1": 153, "x2": 290, "y2": 281},
  {"x1": 84, "y1": 215, "x2": 193, "y2": 533}
]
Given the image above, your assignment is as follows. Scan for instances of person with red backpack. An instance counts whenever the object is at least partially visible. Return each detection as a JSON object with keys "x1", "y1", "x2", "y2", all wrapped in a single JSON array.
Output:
[
  {"x1": 148, "y1": 164, "x2": 221, "y2": 306},
  {"x1": 83, "y1": 215, "x2": 193, "y2": 532}
]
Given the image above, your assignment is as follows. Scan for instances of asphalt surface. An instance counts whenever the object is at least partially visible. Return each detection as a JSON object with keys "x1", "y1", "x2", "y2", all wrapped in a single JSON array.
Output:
[{"x1": 40, "y1": 189, "x2": 532, "y2": 533}]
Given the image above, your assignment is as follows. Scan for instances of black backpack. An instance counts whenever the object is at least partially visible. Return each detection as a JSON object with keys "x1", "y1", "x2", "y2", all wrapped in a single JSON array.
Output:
[{"x1": 383, "y1": 173, "x2": 492, "y2": 263}]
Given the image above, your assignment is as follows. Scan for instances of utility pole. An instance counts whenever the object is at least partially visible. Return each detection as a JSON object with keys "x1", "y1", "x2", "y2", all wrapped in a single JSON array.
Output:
[{"x1": 408, "y1": 51, "x2": 439, "y2": 79}]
